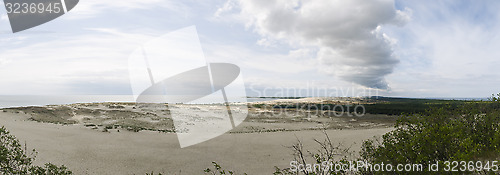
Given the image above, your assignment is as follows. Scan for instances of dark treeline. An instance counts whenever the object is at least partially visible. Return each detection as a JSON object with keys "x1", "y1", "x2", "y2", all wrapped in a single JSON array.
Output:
[{"x1": 253, "y1": 97, "x2": 500, "y2": 116}]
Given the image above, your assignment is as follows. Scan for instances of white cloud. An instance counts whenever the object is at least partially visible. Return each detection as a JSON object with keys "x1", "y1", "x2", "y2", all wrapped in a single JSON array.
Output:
[
  {"x1": 242, "y1": 48, "x2": 316, "y2": 74},
  {"x1": 1, "y1": 14, "x2": 7, "y2": 21},
  {"x1": 0, "y1": 58, "x2": 11, "y2": 66},
  {"x1": 0, "y1": 29, "x2": 155, "y2": 95},
  {"x1": 217, "y1": 0, "x2": 409, "y2": 89},
  {"x1": 67, "y1": 0, "x2": 189, "y2": 19},
  {"x1": 203, "y1": 42, "x2": 316, "y2": 74},
  {"x1": 393, "y1": 7, "x2": 412, "y2": 26},
  {"x1": 384, "y1": 0, "x2": 500, "y2": 97},
  {"x1": 214, "y1": 0, "x2": 236, "y2": 18}
]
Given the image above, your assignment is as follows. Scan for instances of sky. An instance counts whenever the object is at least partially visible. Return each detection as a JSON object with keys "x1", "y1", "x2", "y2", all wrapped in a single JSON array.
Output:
[{"x1": 0, "y1": 0, "x2": 499, "y2": 98}]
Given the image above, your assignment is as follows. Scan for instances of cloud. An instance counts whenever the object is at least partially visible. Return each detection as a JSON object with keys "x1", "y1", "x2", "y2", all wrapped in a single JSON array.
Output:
[
  {"x1": 217, "y1": 0, "x2": 409, "y2": 89},
  {"x1": 0, "y1": 58, "x2": 11, "y2": 66},
  {"x1": 0, "y1": 29, "x2": 155, "y2": 95},
  {"x1": 398, "y1": 0, "x2": 500, "y2": 77},
  {"x1": 1, "y1": 14, "x2": 7, "y2": 21},
  {"x1": 67, "y1": 0, "x2": 189, "y2": 19},
  {"x1": 384, "y1": 0, "x2": 500, "y2": 97},
  {"x1": 203, "y1": 43, "x2": 316, "y2": 74}
]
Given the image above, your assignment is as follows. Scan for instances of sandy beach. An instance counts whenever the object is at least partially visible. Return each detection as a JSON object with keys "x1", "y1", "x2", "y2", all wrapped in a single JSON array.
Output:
[{"x1": 0, "y1": 103, "x2": 393, "y2": 174}]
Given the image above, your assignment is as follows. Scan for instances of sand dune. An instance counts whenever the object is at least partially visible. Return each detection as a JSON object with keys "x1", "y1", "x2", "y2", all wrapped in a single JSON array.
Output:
[{"x1": 0, "y1": 105, "x2": 393, "y2": 174}]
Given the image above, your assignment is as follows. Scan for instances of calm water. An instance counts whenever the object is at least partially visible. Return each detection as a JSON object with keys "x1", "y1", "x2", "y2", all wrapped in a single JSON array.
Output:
[
  {"x1": 0, "y1": 95, "x2": 262, "y2": 108},
  {"x1": 0, "y1": 95, "x2": 136, "y2": 108},
  {"x1": 2, "y1": 96, "x2": 484, "y2": 109}
]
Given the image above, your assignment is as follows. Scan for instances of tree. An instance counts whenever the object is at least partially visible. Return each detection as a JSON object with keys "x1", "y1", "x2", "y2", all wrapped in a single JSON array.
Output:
[{"x1": 360, "y1": 96, "x2": 500, "y2": 174}]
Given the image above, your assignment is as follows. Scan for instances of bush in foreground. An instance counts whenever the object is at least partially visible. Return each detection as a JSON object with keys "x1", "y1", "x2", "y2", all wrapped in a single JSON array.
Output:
[
  {"x1": 273, "y1": 130, "x2": 355, "y2": 175},
  {"x1": 0, "y1": 126, "x2": 72, "y2": 175},
  {"x1": 360, "y1": 96, "x2": 500, "y2": 174},
  {"x1": 204, "y1": 161, "x2": 247, "y2": 175},
  {"x1": 271, "y1": 94, "x2": 500, "y2": 174}
]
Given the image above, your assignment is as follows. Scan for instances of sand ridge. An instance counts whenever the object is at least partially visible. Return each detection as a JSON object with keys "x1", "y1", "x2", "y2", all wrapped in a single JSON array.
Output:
[{"x1": 0, "y1": 103, "x2": 394, "y2": 174}]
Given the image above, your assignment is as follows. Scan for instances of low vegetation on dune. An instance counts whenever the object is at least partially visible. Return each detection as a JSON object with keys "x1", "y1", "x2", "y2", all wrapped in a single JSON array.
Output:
[
  {"x1": 2, "y1": 95, "x2": 499, "y2": 174},
  {"x1": 359, "y1": 94, "x2": 500, "y2": 174},
  {"x1": 270, "y1": 94, "x2": 500, "y2": 174},
  {"x1": 3, "y1": 103, "x2": 176, "y2": 133},
  {"x1": 5, "y1": 100, "x2": 398, "y2": 134},
  {"x1": 250, "y1": 96, "x2": 484, "y2": 116}
]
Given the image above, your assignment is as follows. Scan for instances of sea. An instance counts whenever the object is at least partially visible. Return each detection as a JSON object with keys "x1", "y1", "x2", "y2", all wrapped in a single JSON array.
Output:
[
  {"x1": 0, "y1": 95, "x2": 278, "y2": 108},
  {"x1": 1, "y1": 95, "x2": 487, "y2": 109}
]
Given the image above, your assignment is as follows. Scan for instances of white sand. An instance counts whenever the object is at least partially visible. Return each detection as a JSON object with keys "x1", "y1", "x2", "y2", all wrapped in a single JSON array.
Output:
[{"x1": 0, "y1": 113, "x2": 391, "y2": 174}]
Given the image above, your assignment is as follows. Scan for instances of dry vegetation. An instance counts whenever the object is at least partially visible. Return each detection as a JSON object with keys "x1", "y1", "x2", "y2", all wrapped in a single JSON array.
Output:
[{"x1": 2, "y1": 100, "x2": 396, "y2": 135}]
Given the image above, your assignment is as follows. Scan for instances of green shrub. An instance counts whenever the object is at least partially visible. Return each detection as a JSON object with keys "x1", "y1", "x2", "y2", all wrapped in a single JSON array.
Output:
[
  {"x1": 205, "y1": 161, "x2": 247, "y2": 175},
  {"x1": 29, "y1": 163, "x2": 72, "y2": 175},
  {"x1": 360, "y1": 96, "x2": 500, "y2": 174},
  {"x1": 0, "y1": 126, "x2": 72, "y2": 174},
  {"x1": 0, "y1": 126, "x2": 34, "y2": 174},
  {"x1": 251, "y1": 103, "x2": 266, "y2": 108}
]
